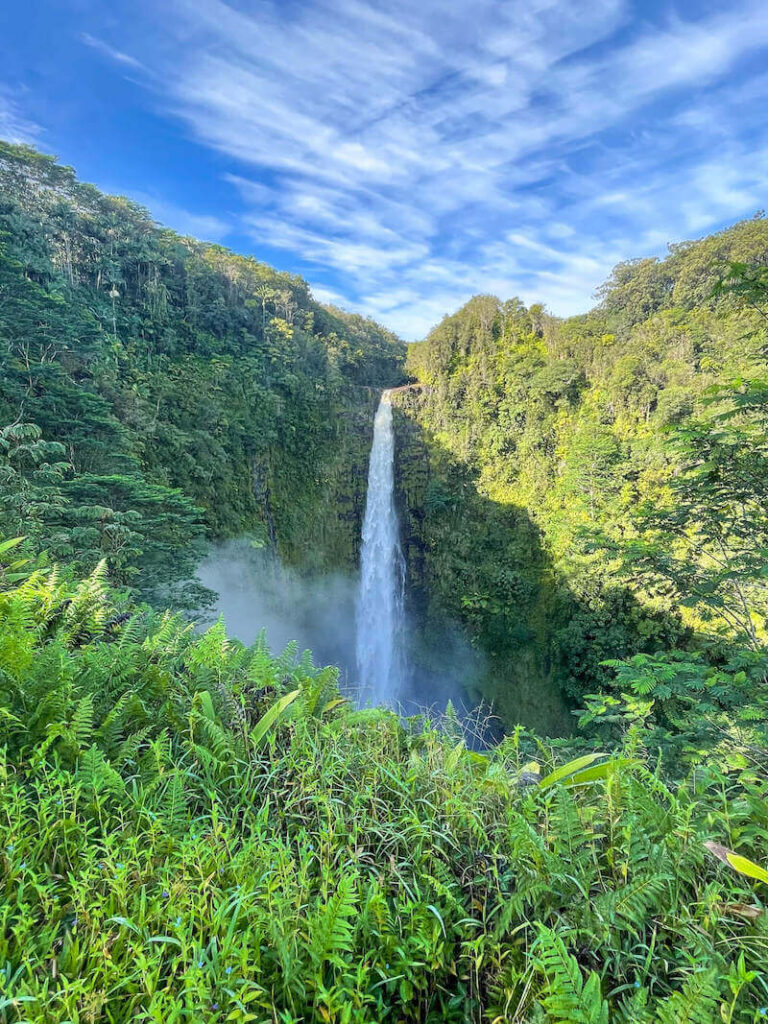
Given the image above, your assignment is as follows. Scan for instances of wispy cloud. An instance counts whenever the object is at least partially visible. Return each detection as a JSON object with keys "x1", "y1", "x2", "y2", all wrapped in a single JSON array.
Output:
[
  {"x1": 39, "y1": 1, "x2": 768, "y2": 336},
  {"x1": 80, "y1": 33, "x2": 145, "y2": 71},
  {"x1": 0, "y1": 90, "x2": 40, "y2": 144},
  {"x1": 124, "y1": 191, "x2": 231, "y2": 242}
]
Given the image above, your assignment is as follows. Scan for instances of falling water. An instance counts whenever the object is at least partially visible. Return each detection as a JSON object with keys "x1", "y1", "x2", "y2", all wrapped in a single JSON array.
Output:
[{"x1": 356, "y1": 390, "x2": 406, "y2": 705}]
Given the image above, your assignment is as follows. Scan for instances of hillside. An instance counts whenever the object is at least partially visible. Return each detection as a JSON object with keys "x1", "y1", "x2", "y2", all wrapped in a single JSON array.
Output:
[
  {"x1": 1, "y1": 145, "x2": 768, "y2": 1021},
  {"x1": 396, "y1": 218, "x2": 768, "y2": 725},
  {"x1": 0, "y1": 142, "x2": 405, "y2": 607},
  {"x1": 2, "y1": 145, "x2": 768, "y2": 730}
]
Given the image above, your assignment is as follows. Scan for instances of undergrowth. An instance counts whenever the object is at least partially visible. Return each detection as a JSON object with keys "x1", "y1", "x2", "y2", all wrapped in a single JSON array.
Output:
[{"x1": 1, "y1": 558, "x2": 767, "y2": 1022}]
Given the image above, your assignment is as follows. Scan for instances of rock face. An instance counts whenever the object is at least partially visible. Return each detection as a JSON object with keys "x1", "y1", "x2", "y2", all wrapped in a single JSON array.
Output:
[
  {"x1": 389, "y1": 388, "x2": 572, "y2": 736},
  {"x1": 257, "y1": 383, "x2": 572, "y2": 735},
  {"x1": 392, "y1": 395, "x2": 431, "y2": 594},
  {"x1": 262, "y1": 388, "x2": 381, "y2": 572}
]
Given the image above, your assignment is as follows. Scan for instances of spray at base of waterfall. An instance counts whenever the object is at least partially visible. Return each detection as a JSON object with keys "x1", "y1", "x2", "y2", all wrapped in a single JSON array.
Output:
[{"x1": 195, "y1": 538, "x2": 486, "y2": 720}]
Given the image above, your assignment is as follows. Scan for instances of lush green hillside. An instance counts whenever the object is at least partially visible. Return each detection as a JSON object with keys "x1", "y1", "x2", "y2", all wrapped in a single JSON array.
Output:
[
  {"x1": 0, "y1": 143, "x2": 405, "y2": 605},
  {"x1": 4, "y1": 142, "x2": 768, "y2": 738},
  {"x1": 399, "y1": 219, "x2": 768, "y2": 725},
  {"x1": 1, "y1": 549, "x2": 767, "y2": 1022}
]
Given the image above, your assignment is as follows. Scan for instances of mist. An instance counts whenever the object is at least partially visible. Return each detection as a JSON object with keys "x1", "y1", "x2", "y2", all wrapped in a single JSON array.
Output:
[
  {"x1": 196, "y1": 538, "x2": 489, "y2": 723},
  {"x1": 197, "y1": 539, "x2": 359, "y2": 685}
]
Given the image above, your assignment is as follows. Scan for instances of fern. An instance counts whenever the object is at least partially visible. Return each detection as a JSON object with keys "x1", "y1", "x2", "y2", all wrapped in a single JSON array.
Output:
[
  {"x1": 154, "y1": 770, "x2": 189, "y2": 839},
  {"x1": 94, "y1": 691, "x2": 136, "y2": 755},
  {"x1": 593, "y1": 873, "x2": 670, "y2": 934},
  {"x1": 654, "y1": 970, "x2": 720, "y2": 1024},
  {"x1": 534, "y1": 926, "x2": 609, "y2": 1024},
  {"x1": 187, "y1": 618, "x2": 230, "y2": 674},
  {"x1": 60, "y1": 561, "x2": 110, "y2": 645},
  {"x1": 76, "y1": 743, "x2": 126, "y2": 801},
  {"x1": 114, "y1": 724, "x2": 153, "y2": 768},
  {"x1": 309, "y1": 875, "x2": 357, "y2": 968},
  {"x1": 71, "y1": 693, "x2": 94, "y2": 752},
  {"x1": 116, "y1": 612, "x2": 147, "y2": 650},
  {"x1": 189, "y1": 690, "x2": 238, "y2": 765}
]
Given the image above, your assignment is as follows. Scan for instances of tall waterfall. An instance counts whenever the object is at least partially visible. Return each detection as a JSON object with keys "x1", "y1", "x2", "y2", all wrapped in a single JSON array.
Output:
[{"x1": 356, "y1": 390, "x2": 406, "y2": 705}]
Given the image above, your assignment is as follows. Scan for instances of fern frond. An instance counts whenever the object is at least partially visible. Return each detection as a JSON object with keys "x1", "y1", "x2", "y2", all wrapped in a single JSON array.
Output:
[
  {"x1": 309, "y1": 875, "x2": 357, "y2": 967},
  {"x1": 534, "y1": 926, "x2": 609, "y2": 1024},
  {"x1": 654, "y1": 970, "x2": 720, "y2": 1024},
  {"x1": 594, "y1": 873, "x2": 670, "y2": 933}
]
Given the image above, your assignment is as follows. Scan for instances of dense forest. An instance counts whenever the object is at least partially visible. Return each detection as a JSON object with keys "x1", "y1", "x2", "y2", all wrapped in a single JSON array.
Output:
[
  {"x1": 0, "y1": 142, "x2": 405, "y2": 608},
  {"x1": 399, "y1": 217, "x2": 768, "y2": 730},
  {"x1": 2, "y1": 144, "x2": 768, "y2": 1021}
]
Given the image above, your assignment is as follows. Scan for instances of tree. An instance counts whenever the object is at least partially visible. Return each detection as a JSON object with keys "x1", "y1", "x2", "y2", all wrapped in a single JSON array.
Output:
[
  {"x1": 622, "y1": 390, "x2": 768, "y2": 651},
  {"x1": 561, "y1": 423, "x2": 620, "y2": 521},
  {"x1": 620, "y1": 262, "x2": 768, "y2": 650},
  {"x1": 0, "y1": 422, "x2": 70, "y2": 539},
  {"x1": 251, "y1": 283, "x2": 276, "y2": 335}
]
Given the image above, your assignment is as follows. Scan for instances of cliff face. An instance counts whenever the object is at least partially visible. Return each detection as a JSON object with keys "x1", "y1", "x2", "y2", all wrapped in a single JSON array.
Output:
[
  {"x1": 391, "y1": 389, "x2": 572, "y2": 735},
  {"x1": 275, "y1": 385, "x2": 572, "y2": 734},
  {"x1": 268, "y1": 388, "x2": 381, "y2": 572},
  {"x1": 391, "y1": 390, "x2": 431, "y2": 592}
]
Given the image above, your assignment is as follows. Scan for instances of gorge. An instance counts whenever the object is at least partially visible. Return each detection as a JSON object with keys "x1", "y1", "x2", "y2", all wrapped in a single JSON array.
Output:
[{"x1": 2, "y1": 140, "x2": 768, "y2": 740}]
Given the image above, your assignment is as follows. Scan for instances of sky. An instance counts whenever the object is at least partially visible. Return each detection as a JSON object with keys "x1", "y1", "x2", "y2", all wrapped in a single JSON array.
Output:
[{"x1": 1, "y1": 1, "x2": 767, "y2": 340}]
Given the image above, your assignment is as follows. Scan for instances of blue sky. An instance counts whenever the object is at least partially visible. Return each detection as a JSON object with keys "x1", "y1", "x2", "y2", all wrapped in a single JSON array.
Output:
[{"x1": 1, "y1": 1, "x2": 768, "y2": 339}]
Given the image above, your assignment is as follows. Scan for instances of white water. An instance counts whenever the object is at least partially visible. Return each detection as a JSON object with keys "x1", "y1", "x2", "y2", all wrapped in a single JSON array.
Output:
[{"x1": 356, "y1": 390, "x2": 406, "y2": 705}]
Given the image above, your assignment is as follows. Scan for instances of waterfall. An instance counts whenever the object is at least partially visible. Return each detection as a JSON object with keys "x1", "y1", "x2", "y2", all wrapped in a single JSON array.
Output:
[{"x1": 356, "y1": 390, "x2": 406, "y2": 705}]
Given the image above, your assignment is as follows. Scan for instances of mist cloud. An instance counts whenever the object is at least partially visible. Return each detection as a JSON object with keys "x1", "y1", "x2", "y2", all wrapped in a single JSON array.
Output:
[{"x1": 196, "y1": 538, "x2": 488, "y2": 724}]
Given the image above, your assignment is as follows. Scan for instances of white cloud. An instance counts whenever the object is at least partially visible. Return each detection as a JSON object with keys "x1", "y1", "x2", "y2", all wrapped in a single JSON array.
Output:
[
  {"x1": 310, "y1": 284, "x2": 348, "y2": 307},
  {"x1": 0, "y1": 91, "x2": 40, "y2": 144},
  {"x1": 81, "y1": 33, "x2": 146, "y2": 71},
  {"x1": 28, "y1": 0, "x2": 768, "y2": 338}
]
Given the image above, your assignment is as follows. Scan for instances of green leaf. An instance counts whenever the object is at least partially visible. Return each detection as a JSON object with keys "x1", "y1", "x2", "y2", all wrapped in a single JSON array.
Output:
[
  {"x1": 107, "y1": 916, "x2": 141, "y2": 934},
  {"x1": 250, "y1": 689, "x2": 300, "y2": 749},
  {"x1": 195, "y1": 689, "x2": 216, "y2": 723},
  {"x1": 704, "y1": 842, "x2": 768, "y2": 884},
  {"x1": 563, "y1": 758, "x2": 632, "y2": 787},
  {"x1": 427, "y1": 904, "x2": 446, "y2": 937},
  {"x1": 147, "y1": 935, "x2": 182, "y2": 948},
  {"x1": 0, "y1": 536, "x2": 25, "y2": 555},
  {"x1": 539, "y1": 753, "x2": 609, "y2": 789}
]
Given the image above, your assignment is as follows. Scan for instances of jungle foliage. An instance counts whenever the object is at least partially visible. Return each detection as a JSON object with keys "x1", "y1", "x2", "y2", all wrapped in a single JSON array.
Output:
[
  {"x1": 0, "y1": 142, "x2": 405, "y2": 602},
  {"x1": 403, "y1": 217, "x2": 768, "y2": 717},
  {"x1": 1, "y1": 550, "x2": 767, "y2": 1022},
  {"x1": 1, "y1": 145, "x2": 768, "y2": 1021}
]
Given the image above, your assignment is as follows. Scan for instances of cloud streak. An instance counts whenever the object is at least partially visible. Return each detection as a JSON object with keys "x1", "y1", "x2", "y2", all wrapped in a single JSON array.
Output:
[
  {"x1": 0, "y1": 90, "x2": 40, "y2": 144},
  {"x1": 81, "y1": 33, "x2": 146, "y2": 71},
  {"x1": 62, "y1": 1, "x2": 768, "y2": 336}
]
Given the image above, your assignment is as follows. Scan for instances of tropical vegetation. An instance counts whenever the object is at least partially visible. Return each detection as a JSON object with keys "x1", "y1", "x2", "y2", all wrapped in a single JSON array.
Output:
[
  {"x1": 1, "y1": 143, "x2": 768, "y2": 1020},
  {"x1": 1, "y1": 548, "x2": 767, "y2": 1021}
]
